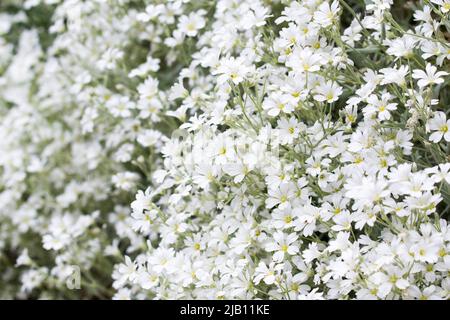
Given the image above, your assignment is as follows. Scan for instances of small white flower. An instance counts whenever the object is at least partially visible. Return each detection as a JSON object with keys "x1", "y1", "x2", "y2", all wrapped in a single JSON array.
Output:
[
  {"x1": 412, "y1": 63, "x2": 448, "y2": 88},
  {"x1": 214, "y1": 56, "x2": 254, "y2": 85},
  {"x1": 427, "y1": 111, "x2": 450, "y2": 143},
  {"x1": 263, "y1": 92, "x2": 295, "y2": 117},
  {"x1": 314, "y1": 1, "x2": 340, "y2": 27},
  {"x1": 314, "y1": 81, "x2": 343, "y2": 103},
  {"x1": 178, "y1": 10, "x2": 206, "y2": 37},
  {"x1": 265, "y1": 231, "x2": 299, "y2": 262},
  {"x1": 430, "y1": 0, "x2": 450, "y2": 13}
]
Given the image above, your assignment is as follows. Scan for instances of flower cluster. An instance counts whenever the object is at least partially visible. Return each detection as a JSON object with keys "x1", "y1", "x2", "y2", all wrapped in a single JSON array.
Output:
[
  {"x1": 1, "y1": 0, "x2": 450, "y2": 300},
  {"x1": 0, "y1": 0, "x2": 196, "y2": 298}
]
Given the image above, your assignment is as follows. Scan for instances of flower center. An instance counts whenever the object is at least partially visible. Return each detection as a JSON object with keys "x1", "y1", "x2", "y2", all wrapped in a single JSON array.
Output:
[{"x1": 186, "y1": 22, "x2": 196, "y2": 32}]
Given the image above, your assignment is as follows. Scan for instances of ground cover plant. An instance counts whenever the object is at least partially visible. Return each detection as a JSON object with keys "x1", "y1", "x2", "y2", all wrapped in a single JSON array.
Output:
[{"x1": 1, "y1": 0, "x2": 450, "y2": 300}]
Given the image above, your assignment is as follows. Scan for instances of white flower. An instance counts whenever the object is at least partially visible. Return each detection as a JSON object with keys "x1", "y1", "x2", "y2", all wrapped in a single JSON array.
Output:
[
  {"x1": 114, "y1": 256, "x2": 137, "y2": 288},
  {"x1": 223, "y1": 155, "x2": 256, "y2": 183},
  {"x1": 254, "y1": 262, "x2": 283, "y2": 285},
  {"x1": 411, "y1": 240, "x2": 441, "y2": 263},
  {"x1": 266, "y1": 182, "x2": 297, "y2": 209},
  {"x1": 214, "y1": 56, "x2": 254, "y2": 85},
  {"x1": 16, "y1": 249, "x2": 33, "y2": 267},
  {"x1": 380, "y1": 65, "x2": 409, "y2": 86},
  {"x1": 385, "y1": 35, "x2": 417, "y2": 58},
  {"x1": 314, "y1": 1, "x2": 340, "y2": 27},
  {"x1": 430, "y1": 0, "x2": 450, "y2": 13},
  {"x1": 137, "y1": 129, "x2": 163, "y2": 147},
  {"x1": 107, "y1": 96, "x2": 135, "y2": 118},
  {"x1": 3, "y1": 0, "x2": 450, "y2": 301},
  {"x1": 426, "y1": 163, "x2": 450, "y2": 184},
  {"x1": 131, "y1": 208, "x2": 158, "y2": 234},
  {"x1": 272, "y1": 206, "x2": 296, "y2": 229},
  {"x1": 406, "y1": 285, "x2": 442, "y2": 300},
  {"x1": 263, "y1": 92, "x2": 295, "y2": 117},
  {"x1": 313, "y1": 81, "x2": 343, "y2": 103},
  {"x1": 265, "y1": 231, "x2": 299, "y2": 262},
  {"x1": 427, "y1": 111, "x2": 450, "y2": 143},
  {"x1": 345, "y1": 176, "x2": 390, "y2": 208},
  {"x1": 277, "y1": 117, "x2": 300, "y2": 144},
  {"x1": 113, "y1": 288, "x2": 132, "y2": 300},
  {"x1": 148, "y1": 248, "x2": 176, "y2": 274},
  {"x1": 370, "y1": 268, "x2": 410, "y2": 298},
  {"x1": 294, "y1": 203, "x2": 330, "y2": 236},
  {"x1": 131, "y1": 188, "x2": 154, "y2": 215},
  {"x1": 286, "y1": 47, "x2": 323, "y2": 73},
  {"x1": 97, "y1": 48, "x2": 124, "y2": 71},
  {"x1": 412, "y1": 63, "x2": 448, "y2": 88},
  {"x1": 112, "y1": 172, "x2": 139, "y2": 191},
  {"x1": 178, "y1": 10, "x2": 206, "y2": 37},
  {"x1": 138, "y1": 267, "x2": 160, "y2": 290},
  {"x1": 364, "y1": 93, "x2": 397, "y2": 120}
]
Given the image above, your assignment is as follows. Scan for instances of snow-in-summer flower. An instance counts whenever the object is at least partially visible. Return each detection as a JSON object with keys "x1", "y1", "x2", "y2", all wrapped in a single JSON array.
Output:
[{"x1": 0, "y1": 0, "x2": 449, "y2": 301}]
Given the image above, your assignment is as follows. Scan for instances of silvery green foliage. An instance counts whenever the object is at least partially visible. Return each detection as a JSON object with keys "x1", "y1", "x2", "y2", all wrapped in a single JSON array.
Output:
[{"x1": 1, "y1": 0, "x2": 450, "y2": 300}]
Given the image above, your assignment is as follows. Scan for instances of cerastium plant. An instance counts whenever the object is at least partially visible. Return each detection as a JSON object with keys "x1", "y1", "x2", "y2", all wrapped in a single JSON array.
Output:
[{"x1": 0, "y1": 0, "x2": 449, "y2": 300}]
